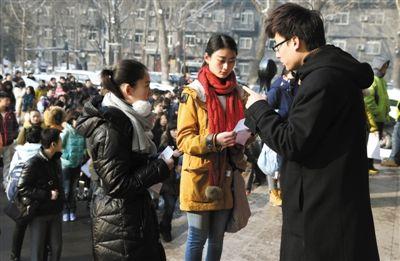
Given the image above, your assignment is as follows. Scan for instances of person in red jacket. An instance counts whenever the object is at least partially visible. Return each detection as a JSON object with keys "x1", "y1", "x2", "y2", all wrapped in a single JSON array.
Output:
[{"x1": 0, "y1": 91, "x2": 19, "y2": 189}]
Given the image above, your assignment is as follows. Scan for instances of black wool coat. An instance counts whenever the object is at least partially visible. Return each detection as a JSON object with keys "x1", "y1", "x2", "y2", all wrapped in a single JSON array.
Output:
[{"x1": 245, "y1": 45, "x2": 380, "y2": 261}]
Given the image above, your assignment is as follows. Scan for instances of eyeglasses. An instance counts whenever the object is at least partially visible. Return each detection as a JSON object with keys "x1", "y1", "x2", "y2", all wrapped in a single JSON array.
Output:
[{"x1": 272, "y1": 39, "x2": 290, "y2": 52}]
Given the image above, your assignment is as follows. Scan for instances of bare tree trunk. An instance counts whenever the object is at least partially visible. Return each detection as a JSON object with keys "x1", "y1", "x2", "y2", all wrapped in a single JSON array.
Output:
[
  {"x1": 393, "y1": 0, "x2": 400, "y2": 89},
  {"x1": 175, "y1": 29, "x2": 184, "y2": 73},
  {"x1": 247, "y1": 0, "x2": 277, "y2": 86},
  {"x1": 141, "y1": 0, "x2": 150, "y2": 65},
  {"x1": 113, "y1": 1, "x2": 122, "y2": 62},
  {"x1": 248, "y1": 15, "x2": 268, "y2": 86},
  {"x1": 51, "y1": 1, "x2": 57, "y2": 70},
  {"x1": 21, "y1": 9, "x2": 26, "y2": 73},
  {"x1": 153, "y1": 0, "x2": 169, "y2": 85}
]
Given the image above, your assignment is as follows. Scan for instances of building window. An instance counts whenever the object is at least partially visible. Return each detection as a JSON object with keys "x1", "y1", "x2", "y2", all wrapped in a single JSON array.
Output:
[
  {"x1": 66, "y1": 29, "x2": 74, "y2": 39},
  {"x1": 89, "y1": 30, "x2": 97, "y2": 40},
  {"x1": 44, "y1": 28, "x2": 52, "y2": 39},
  {"x1": 239, "y1": 37, "x2": 252, "y2": 50},
  {"x1": 237, "y1": 63, "x2": 250, "y2": 76},
  {"x1": 134, "y1": 33, "x2": 143, "y2": 43},
  {"x1": 88, "y1": 8, "x2": 97, "y2": 19},
  {"x1": 167, "y1": 34, "x2": 173, "y2": 47},
  {"x1": 213, "y1": 10, "x2": 225, "y2": 23},
  {"x1": 240, "y1": 11, "x2": 254, "y2": 25},
  {"x1": 334, "y1": 12, "x2": 349, "y2": 25},
  {"x1": 185, "y1": 35, "x2": 196, "y2": 47},
  {"x1": 370, "y1": 13, "x2": 384, "y2": 25},
  {"x1": 331, "y1": 39, "x2": 346, "y2": 51},
  {"x1": 44, "y1": 6, "x2": 51, "y2": 16},
  {"x1": 137, "y1": 9, "x2": 145, "y2": 19},
  {"x1": 66, "y1": 7, "x2": 74, "y2": 17},
  {"x1": 366, "y1": 41, "x2": 381, "y2": 55}
]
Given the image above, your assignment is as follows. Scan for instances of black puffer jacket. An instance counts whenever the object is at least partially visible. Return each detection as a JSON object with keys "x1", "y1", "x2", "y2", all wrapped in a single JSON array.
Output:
[
  {"x1": 76, "y1": 96, "x2": 170, "y2": 261},
  {"x1": 17, "y1": 149, "x2": 64, "y2": 216}
]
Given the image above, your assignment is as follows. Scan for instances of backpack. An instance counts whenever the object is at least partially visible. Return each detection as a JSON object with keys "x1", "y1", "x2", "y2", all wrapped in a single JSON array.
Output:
[{"x1": 5, "y1": 153, "x2": 25, "y2": 201}]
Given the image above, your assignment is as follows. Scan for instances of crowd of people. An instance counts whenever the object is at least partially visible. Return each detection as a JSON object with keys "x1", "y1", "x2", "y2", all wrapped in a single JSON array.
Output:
[{"x1": 0, "y1": 3, "x2": 398, "y2": 261}]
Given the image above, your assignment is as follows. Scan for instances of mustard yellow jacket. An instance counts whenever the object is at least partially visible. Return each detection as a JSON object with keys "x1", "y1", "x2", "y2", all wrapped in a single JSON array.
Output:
[{"x1": 177, "y1": 80, "x2": 246, "y2": 212}]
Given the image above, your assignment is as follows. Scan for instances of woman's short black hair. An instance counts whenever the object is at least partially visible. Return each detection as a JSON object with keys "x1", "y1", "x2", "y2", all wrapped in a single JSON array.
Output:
[
  {"x1": 265, "y1": 3, "x2": 326, "y2": 51},
  {"x1": 41, "y1": 128, "x2": 61, "y2": 149}
]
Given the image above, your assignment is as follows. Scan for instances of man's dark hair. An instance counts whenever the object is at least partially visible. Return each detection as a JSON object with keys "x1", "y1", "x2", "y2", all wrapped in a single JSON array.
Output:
[
  {"x1": 50, "y1": 77, "x2": 56, "y2": 81},
  {"x1": 0, "y1": 91, "x2": 11, "y2": 99},
  {"x1": 41, "y1": 128, "x2": 60, "y2": 149},
  {"x1": 26, "y1": 126, "x2": 42, "y2": 143},
  {"x1": 266, "y1": 3, "x2": 326, "y2": 51}
]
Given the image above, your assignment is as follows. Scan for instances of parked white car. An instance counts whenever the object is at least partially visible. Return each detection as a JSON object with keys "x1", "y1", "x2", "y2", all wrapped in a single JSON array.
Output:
[
  {"x1": 54, "y1": 69, "x2": 101, "y2": 86},
  {"x1": 21, "y1": 76, "x2": 39, "y2": 89}
]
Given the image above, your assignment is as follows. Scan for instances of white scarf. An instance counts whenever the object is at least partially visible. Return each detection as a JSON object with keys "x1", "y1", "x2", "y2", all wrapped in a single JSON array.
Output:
[{"x1": 102, "y1": 92, "x2": 157, "y2": 155}]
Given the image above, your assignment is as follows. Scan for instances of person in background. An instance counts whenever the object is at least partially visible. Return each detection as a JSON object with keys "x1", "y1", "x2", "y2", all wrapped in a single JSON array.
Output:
[
  {"x1": 16, "y1": 109, "x2": 44, "y2": 145},
  {"x1": 153, "y1": 112, "x2": 168, "y2": 148},
  {"x1": 43, "y1": 106, "x2": 66, "y2": 131},
  {"x1": 17, "y1": 128, "x2": 64, "y2": 261},
  {"x1": 27, "y1": 72, "x2": 36, "y2": 81},
  {"x1": 60, "y1": 110, "x2": 86, "y2": 222},
  {"x1": 83, "y1": 79, "x2": 98, "y2": 97},
  {"x1": 20, "y1": 86, "x2": 36, "y2": 122},
  {"x1": 8, "y1": 127, "x2": 42, "y2": 261},
  {"x1": 364, "y1": 57, "x2": 390, "y2": 175},
  {"x1": 1, "y1": 79, "x2": 16, "y2": 111},
  {"x1": 48, "y1": 77, "x2": 57, "y2": 89},
  {"x1": 0, "y1": 91, "x2": 19, "y2": 189},
  {"x1": 381, "y1": 99, "x2": 400, "y2": 167},
  {"x1": 35, "y1": 80, "x2": 49, "y2": 102},
  {"x1": 264, "y1": 68, "x2": 299, "y2": 206},
  {"x1": 158, "y1": 121, "x2": 181, "y2": 242}
]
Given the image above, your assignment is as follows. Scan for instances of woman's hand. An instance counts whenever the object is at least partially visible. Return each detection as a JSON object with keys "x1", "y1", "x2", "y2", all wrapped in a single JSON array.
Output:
[
  {"x1": 216, "y1": 131, "x2": 237, "y2": 149},
  {"x1": 162, "y1": 157, "x2": 175, "y2": 170},
  {"x1": 172, "y1": 150, "x2": 182, "y2": 158},
  {"x1": 51, "y1": 190, "x2": 59, "y2": 200}
]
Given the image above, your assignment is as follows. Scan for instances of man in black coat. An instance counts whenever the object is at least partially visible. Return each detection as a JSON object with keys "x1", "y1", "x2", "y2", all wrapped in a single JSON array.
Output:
[
  {"x1": 243, "y1": 3, "x2": 379, "y2": 261},
  {"x1": 17, "y1": 128, "x2": 64, "y2": 261}
]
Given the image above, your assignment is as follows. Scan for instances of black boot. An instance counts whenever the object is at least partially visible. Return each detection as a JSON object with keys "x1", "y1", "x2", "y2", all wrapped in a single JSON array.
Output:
[{"x1": 159, "y1": 223, "x2": 172, "y2": 242}]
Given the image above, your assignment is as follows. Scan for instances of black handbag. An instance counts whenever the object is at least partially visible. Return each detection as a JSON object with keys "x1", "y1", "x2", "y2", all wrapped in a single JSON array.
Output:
[{"x1": 4, "y1": 197, "x2": 38, "y2": 224}]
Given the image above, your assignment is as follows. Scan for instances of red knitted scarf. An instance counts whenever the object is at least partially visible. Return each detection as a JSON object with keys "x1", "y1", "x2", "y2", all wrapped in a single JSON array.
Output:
[{"x1": 197, "y1": 66, "x2": 244, "y2": 187}]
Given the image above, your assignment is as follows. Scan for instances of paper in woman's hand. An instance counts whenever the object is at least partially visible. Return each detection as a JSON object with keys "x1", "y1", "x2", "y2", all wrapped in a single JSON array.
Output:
[
  {"x1": 159, "y1": 146, "x2": 174, "y2": 159},
  {"x1": 234, "y1": 119, "x2": 252, "y2": 145}
]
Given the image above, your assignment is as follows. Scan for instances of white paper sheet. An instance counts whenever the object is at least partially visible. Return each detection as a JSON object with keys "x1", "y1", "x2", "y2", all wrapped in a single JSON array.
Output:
[
  {"x1": 367, "y1": 132, "x2": 381, "y2": 160},
  {"x1": 159, "y1": 146, "x2": 174, "y2": 160},
  {"x1": 234, "y1": 119, "x2": 252, "y2": 145},
  {"x1": 149, "y1": 183, "x2": 163, "y2": 194},
  {"x1": 81, "y1": 159, "x2": 92, "y2": 178}
]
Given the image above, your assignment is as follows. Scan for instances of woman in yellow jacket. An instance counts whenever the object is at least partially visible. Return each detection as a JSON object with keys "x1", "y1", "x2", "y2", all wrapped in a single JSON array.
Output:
[{"x1": 177, "y1": 34, "x2": 247, "y2": 261}]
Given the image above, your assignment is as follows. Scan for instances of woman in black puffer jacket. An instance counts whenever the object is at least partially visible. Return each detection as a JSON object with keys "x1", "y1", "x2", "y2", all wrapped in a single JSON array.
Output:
[{"x1": 76, "y1": 60, "x2": 174, "y2": 261}]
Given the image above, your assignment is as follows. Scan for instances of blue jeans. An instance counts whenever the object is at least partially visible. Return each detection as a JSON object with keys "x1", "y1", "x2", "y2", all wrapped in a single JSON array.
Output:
[
  {"x1": 62, "y1": 167, "x2": 80, "y2": 214},
  {"x1": 185, "y1": 209, "x2": 230, "y2": 261},
  {"x1": 390, "y1": 120, "x2": 400, "y2": 161}
]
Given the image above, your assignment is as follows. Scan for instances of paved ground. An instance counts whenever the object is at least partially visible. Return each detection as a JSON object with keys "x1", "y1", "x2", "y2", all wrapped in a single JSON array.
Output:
[{"x1": 0, "y1": 165, "x2": 399, "y2": 261}]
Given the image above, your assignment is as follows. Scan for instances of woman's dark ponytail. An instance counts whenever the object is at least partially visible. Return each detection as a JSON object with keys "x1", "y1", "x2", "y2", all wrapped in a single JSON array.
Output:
[
  {"x1": 101, "y1": 69, "x2": 122, "y2": 99},
  {"x1": 100, "y1": 60, "x2": 147, "y2": 99}
]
